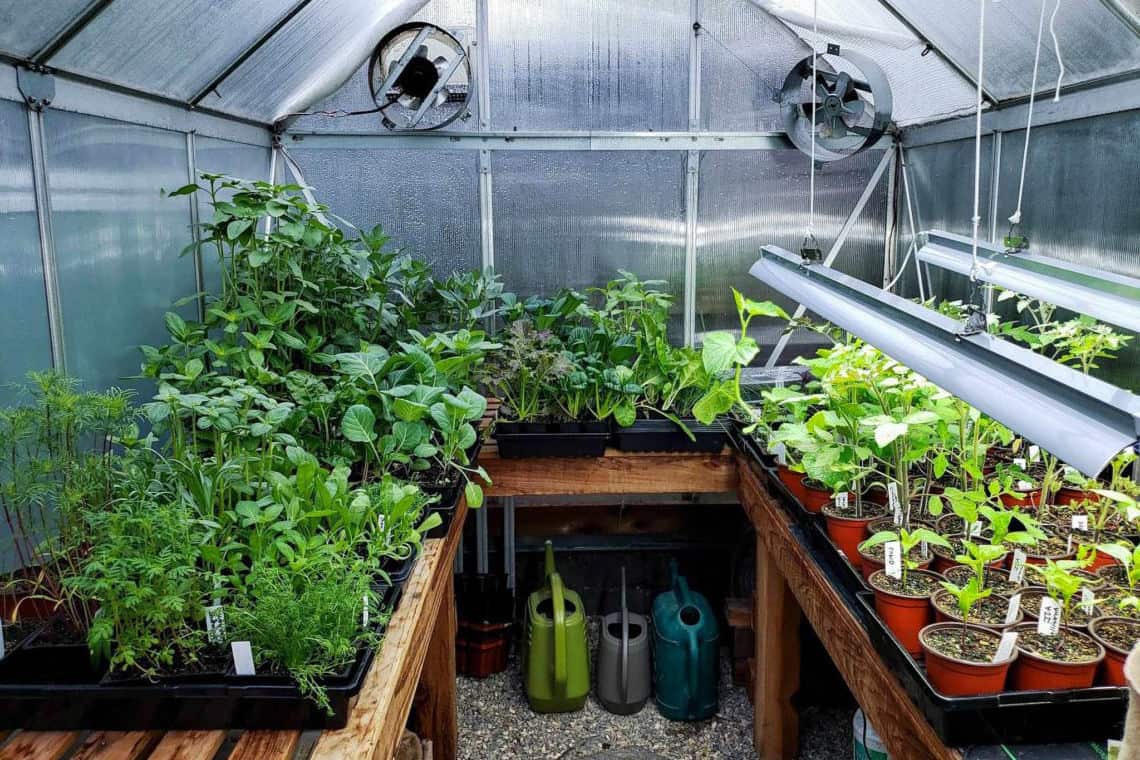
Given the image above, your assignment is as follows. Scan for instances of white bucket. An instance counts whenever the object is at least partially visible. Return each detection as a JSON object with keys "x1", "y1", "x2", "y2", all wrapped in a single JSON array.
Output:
[{"x1": 852, "y1": 708, "x2": 888, "y2": 760}]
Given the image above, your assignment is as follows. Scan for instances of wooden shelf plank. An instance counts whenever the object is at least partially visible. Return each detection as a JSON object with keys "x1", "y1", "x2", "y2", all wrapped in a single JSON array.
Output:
[
  {"x1": 227, "y1": 730, "x2": 298, "y2": 760},
  {"x1": 70, "y1": 731, "x2": 161, "y2": 760},
  {"x1": 737, "y1": 456, "x2": 961, "y2": 760},
  {"x1": 147, "y1": 730, "x2": 226, "y2": 760},
  {"x1": 0, "y1": 731, "x2": 80, "y2": 760}
]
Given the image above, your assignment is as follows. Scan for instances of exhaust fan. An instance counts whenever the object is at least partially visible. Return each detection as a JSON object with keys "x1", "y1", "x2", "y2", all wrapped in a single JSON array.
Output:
[
  {"x1": 780, "y1": 46, "x2": 892, "y2": 161},
  {"x1": 368, "y1": 22, "x2": 472, "y2": 131}
]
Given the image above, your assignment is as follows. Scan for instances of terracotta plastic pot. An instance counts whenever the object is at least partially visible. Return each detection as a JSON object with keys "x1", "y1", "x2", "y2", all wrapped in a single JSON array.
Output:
[
  {"x1": 824, "y1": 507, "x2": 884, "y2": 569},
  {"x1": 1088, "y1": 616, "x2": 1140, "y2": 687},
  {"x1": 870, "y1": 569, "x2": 937, "y2": 657},
  {"x1": 919, "y1": 623, "x2": 1017, "y2": 696},
  {"x1": 1000, "y1": 488, "x2": 1043, "y2": 509},
  {"x1": 1008, "y1": 623, "x2": 1104, "y2": 691},
  {"x1": 1084, "y1": 547, "x2": 1121, "y2": 573},
  {"x1": 776, "y1": 466, "x2": 809, "y2": 502},
  {"x1": 859, "y1": 546, "x2": 932, "y2": 584},
  {"x1": 800, "y1": 484, "x2": 854, "y2": 515},
  {"x1": 1057, "y1": 487, "x2": 1101, "y2": 507}
]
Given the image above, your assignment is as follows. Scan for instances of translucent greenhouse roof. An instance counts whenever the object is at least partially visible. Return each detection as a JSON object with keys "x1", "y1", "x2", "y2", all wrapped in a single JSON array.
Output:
[{"x1": 0, "y1": 0, "x2": 1137, "y2": 127}]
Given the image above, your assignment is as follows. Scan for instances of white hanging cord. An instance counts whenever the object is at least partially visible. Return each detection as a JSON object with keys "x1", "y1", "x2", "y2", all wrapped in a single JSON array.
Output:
[
  {"x1": 1009, "y1": 0, "x2": 1048, "y2": 226},
  {"x1": 807, "y1": 0, "x2": 819, "y2": 241},
  {"x1": 886, "y1": 148, "x2": 924, "y2": 297},
  {"x1": 1049, "y1": 0, "x2": 1065, "y2": 101},
  {"x1": 969, "y1": 0, "x2": 987, "y2": 281}
]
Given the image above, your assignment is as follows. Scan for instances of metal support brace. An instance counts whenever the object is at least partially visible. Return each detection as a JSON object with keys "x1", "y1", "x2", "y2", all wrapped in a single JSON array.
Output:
[
  {"x1": 881, "y1": 144, "x2": 899, "y2": 288},
  {"x1": 475, "y1": 500, "x2": 489, "y2": 575},
  {"x1": 478, "y1": 149, "x2": 494, "y2": 275},
  {"x1": 262, "y1": 144, "x2": 279, "y2": 236},
  {"x1": 24, "y1": 90, "x2": 65, "y2": 371},
  {"x1": 765, "y1": 148, "x2": 895, "y2": 366},
  {"x1": 185, "y1": 132, "x2": 205, "y2": 321},
  {"x1": 984, "y1": 131, "x2": 1003, "y2": 315},
  {"x1": 278, "y1": 145, "x2": 333, "y2": 228},
  {"x1": 683, "y1": 150, "x2": 700, "y2": 347},
  {"x1": 503, "y1": 497, "x2": 516, "y2": 590},
  {"x1": 475, "y1": 0, "x2": 491, "y2": 131},
  {"x1": 688, "y1": 0, "x2": 702, "y2": 132}
]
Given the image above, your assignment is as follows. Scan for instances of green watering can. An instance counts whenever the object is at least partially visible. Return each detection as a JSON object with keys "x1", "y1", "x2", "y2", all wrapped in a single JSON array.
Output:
[
  {"x1": 651, "y1": 561, "x2": 719, "y2": 721},
  {"x1": 522, "y1": 541, "x2": 589, "y2": 713}
]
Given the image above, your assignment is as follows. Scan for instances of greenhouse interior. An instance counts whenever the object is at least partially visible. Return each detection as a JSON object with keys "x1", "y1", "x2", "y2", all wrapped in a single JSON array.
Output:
[{"x1": 2, "y1": 0, "x2": 1140, "y2": 758}]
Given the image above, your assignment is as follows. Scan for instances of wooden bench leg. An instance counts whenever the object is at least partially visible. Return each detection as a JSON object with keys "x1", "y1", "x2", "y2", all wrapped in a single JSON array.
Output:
[
  {"x1": 413, "y1": 574, "x2": 458, "y2": 760},
  {"x1": 754, "y1": 531, "x2": 801, "y2": 759}
]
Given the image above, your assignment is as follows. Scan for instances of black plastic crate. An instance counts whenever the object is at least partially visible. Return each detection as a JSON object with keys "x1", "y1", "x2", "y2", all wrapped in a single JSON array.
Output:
[
  {"x1": 493, "y1": 421, "x2": 610, "y2": 458},
  {"x1": 611, "y1": 418, "x2": 727, "y2": 453},
  {"x1": 855, "y1": 591, "x2": 1128, "y2": 746}
]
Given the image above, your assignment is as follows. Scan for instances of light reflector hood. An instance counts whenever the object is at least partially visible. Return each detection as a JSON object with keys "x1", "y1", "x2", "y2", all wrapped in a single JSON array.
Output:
[
  {"x1": 750, "y1": 245, "x2": 1140, "y2": 476},
  {"x1": 916, "y1": 230, "x2": 1140, "y2": 333}
]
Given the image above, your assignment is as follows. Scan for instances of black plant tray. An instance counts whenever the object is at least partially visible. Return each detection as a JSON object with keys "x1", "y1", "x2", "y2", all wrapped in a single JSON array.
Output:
[
  {"x1": 493, "y1": 420, "x2": 609, "y2": 458},
  {"x1": 855, "y1": 591, "x2": 1128, "y2": 746},
  {"x1": 727, "y1": 419, "x2": 777, "y2": 468},
  {"x1": 0, "y1": 638, "x2": 377, "y2": 729},
  {"x1": 612, "y1": 418, "x2": 728, "y2": 453}
]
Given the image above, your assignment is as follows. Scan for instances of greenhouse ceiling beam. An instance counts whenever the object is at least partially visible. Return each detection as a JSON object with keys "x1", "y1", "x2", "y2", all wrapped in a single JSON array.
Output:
[
  {"x1": 283, "y1": 131, "x2": 892, "y2": 151},
  {"x1": 915, "y1": 230, "x2": 1140, "y2": 333},
  {"x1": 749, "y1": 245, "x2": 1140, "y2": 476},
  {"x1": 188, "y1": 0, "x2": 315, "y2": 107},
  {"x1": 873, "y1": 0, "x2": 998, "y2": 105},
  {"x1": 31, "y1": 0, "x2": 115, "y2": 64},
  {"x1": 0, "y1": 63, "x2": 272, "y2": 146}
]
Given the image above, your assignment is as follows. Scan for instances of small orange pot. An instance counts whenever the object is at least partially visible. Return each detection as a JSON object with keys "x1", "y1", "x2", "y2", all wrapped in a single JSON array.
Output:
[
  {"x1": 859, "y1": 547, "x2": 932, "y2": 584},
  {"x1": 1088, "y1": 617, "x2": 1140, "y2": 687},
  {"x1": 1084, "y1": 547, "x2": 1121, "y2": 573},
  {"x1": 1057, "y1": 488, "x2": 1101, "y2": 507},
  {"x1": 870, "y1": 569, "x2": 937, "y2": 657},
  {"x1": 800, "y1": 485, "x2": 854, "y2": 514},
  {"x1": 920, "y1": 623, "x2": 1017, "y2": 696},
  {"x1": 776, "y1": 466, "x2": 809, "y2": 502},
  {"x1": 1001, "y1": 488, "x2": 1043, "y2": 509},
  {"x1": 1009, "y1": 623, "x2": 1104, "y2": 691},
  {"x1": 824, "y1": 506, "x2": 885, "y2": 568}
]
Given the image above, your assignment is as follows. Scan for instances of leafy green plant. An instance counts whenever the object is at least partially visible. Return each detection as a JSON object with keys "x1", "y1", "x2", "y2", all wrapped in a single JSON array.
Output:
[
  {"x1": 939, "y1": 575, "x2": 993, "y2": 639},
  {"x1": 863, "y1": 527, "x2": 950, "y2": 585},
  {"x1": 480, "y1": 319, "x2": 572, "y2": 421},
  {"x1": 1029, "y1": 558, "x2": 1090, "y2": 628}
]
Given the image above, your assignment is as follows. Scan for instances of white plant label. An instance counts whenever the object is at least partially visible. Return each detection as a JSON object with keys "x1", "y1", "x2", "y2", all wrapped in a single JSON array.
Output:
[
  {"x1": 888, "y1": 483, "x2": 902, "y2": 525},
  {"x1": 1067, "y1": 533, "x2": 1074, "y2": 553},
  {"x1": 1013, "y1": 457, "x2": 1027, "y2": 470},
  {"x1": 920, "y1": 539, "x2": 929, "y2": 559},
  {"x1": 1080, "y1": 588, "x2": 1096, "y2": 615},
  {"x1": 1029, "y1": 445, "x2": 1040, "y2": 462},
  {"x1": 377, "y1": 515, "x2": 386, "y2": 534},
  {"x1": 1037, "y1": 597, "x2": 1062, "y2": 636},
  {"x1": 1005, "y1": 593, "x2": 1022, "y2": 625},
  {"x1": 994, "y1": 631, "x2": 1019, "y2": 663},
  {"x1": 231, "y1": 641, "x2": 256, "y2": 676},
  {"x1": 1017, "y1": 480, "x2": 1034, "y2": 491},
  {"x1": 205, "y1": 605, "x2": 227, "y2": 645},
  {"x1": 1009, "y1": 550, "x2": 1028, "y2": 583},
  {"x1": 1071, "y1": 514, "x2": 1089, "y2": 532},
  {"x1": 774, "y1": 442, "x2": 787, "y2": 466},
  {"x1": 884, "y1": 541, "x2": 903, "y2": 580},
  {"x1": 362, "y1": 593, "x2": 370, "y2": 628},
  {"x1": 835, "y1": 492, "x2": 849, "y2": 509},
  {"x1": 970, "y1": 520, "x2": 984, "y2": 538}
]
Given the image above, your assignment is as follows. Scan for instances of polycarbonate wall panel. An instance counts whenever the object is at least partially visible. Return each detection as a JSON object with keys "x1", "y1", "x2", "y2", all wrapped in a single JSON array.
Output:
[
  {"x1": 45, "y1": 111, "x2": 196, "y2": 393},
  {"x1": 288, "y1": 148, "x2": 481, "y2": 278},
  {"x1": 887, "y1": 0, "x2": 1140, "y2": 99},
  {"x1": 492, "y1": 151, "x2": 686, "y2": 334},
  {"x1": 194, "y1": 137, "x2": 271, "y2": 294},
  {"x1": 696, "y1": 149, "x2": 889, "y2": 361},
  {"x1": 0, "y1": 99, "x2": 51, "y2": 398},
  {"x1": 50, "y1": 0, "x2": 290, "y2": 101},
  {"x1": 487, "y1": 0, "x2": 690, "y2": 131},
  {"x1": 699, "y1": 0, "x2": 807, "y2": 132},
  {"x1": 0, "y1": 0, "x2": 89, "y2": 58}
]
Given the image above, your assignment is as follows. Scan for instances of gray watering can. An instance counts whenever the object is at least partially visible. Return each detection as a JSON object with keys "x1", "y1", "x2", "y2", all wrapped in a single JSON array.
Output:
[{"x1": 596, "y1": 567, "x2": 651, "y2": 715}]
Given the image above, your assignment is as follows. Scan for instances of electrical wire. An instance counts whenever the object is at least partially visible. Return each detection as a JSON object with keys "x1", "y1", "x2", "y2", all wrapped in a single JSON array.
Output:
[
  {"x1": 1049, "y1": 0, "x2": 1065, "y2": 101},
  {"x1": 1009, "y1": 0, "x2": 1048, "y2": 227}
]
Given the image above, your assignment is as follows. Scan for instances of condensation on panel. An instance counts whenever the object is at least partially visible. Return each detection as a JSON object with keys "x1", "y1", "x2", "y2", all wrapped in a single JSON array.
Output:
[
  {"x1": 699, "y1": 0, "x2": 808, "y2": 132},
  {"x1": 288, "y1": 148, "x2": 481, "y2": 278},
  {"x1": 290, "y1": 0, "x2": 478, "y2": 134},
  {"x1": 0, "y1": 99, "x2": 51, "y2": 397},
  {"x1": 491, "y1": 151, "x2": 686, "y2": 333},
  {"x1": 44, "y1": 111, "x2": 196, "y2": 393},
  {"x1": 695, "y1": 149, "x2": 888, "y2": 360},
  {"x1": 194, "y1": 137, "x2": 271, "y2": 294},
  {"x1": 50, "y1": 0, "x2": 290, "y2": 102},
  {"x1": 488, "y1": 0, "x2": 689, "y2": 131},
  {"x1": 0, "y1": 0, "x2": 89, "y2": 58}
]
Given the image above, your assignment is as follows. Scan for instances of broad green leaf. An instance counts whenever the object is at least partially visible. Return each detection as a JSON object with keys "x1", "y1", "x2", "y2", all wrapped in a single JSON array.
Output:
[
  {"x1": 873, "y1": 422, "x2": 908, "y2": 448},
  {"x1": 341, "y1": 404, "x2": 376, "y2": 443},
  {"x1": 464, "y1": 481, "x2": 484, "y2": 509},
  {"x1": 701, "y1": 332, "x2": 738, "y2": 375}
]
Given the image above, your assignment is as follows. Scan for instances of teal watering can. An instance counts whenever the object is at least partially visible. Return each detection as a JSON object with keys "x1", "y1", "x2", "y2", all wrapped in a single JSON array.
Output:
[{"x1": 651, "y1": 562, "x2": 719, "y2": 721}]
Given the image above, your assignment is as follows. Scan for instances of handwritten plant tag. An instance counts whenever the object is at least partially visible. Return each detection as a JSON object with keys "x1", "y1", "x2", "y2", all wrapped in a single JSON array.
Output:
[
  {"x1": 995, "y1": 631, "x2": 1019, "y2": 663},
  {"x1": 205, "y1": 605, "x2": 227, "y2": 645},
  {"x1": 774, "y1": 442, "x2": 787, "y2": 466},
  {"x1": 1016, "y1": 480, "x2": 1034, "y2": 491},
  {"x1": 835, "y1": 492, "x2": 849, "y2": 509},
  {"x1": 920, "y1": 539, "x2": 929, "y2": 559},
  {"x1": 1037, "y1": 597, "x2": 1061, "y2": 636},
  {"x1": 231, "y1": 641, "x2": 256, "y2": 676},
  {"x1": 362, "y1": 593, "x2": 370, "y2": 628},
  {"x1": 1004, "y1": 593, "x2": 1022, "y2": 625},
  {"x1": 1071, "y1": 514, "x2": 1089, "y2": 532},
  {"x1": 1009, "y1": 550, "x2": 1027, "y2": 583},
  {"x1": 1013, "y1": 457, "x2": 1027, "y2": 470},
  {"x1": 884, "y1": 541, "x2": 903, "y2": 580},
  {"x1": 1028, "y1": 445, "x2": 1040, "y2": 462},
  {"x1": 888, "y1": 483, "x2": 902, "y2": 525},
  {"x1": 1080, "y1": 588, "x2": 1096, "y2": 615},
  {"x1": 969, "y1": 520, "x2": 984, "y2": 538}
]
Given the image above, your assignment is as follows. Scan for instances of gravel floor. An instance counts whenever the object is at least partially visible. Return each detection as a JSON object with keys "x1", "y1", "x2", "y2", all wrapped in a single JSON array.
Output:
[{"x1": 456, "y1": 618, "x2": 851, "y2": 759}]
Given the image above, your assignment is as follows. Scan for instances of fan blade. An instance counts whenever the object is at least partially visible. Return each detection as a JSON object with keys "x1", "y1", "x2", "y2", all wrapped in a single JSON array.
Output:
[
  {"x1": 834, "y1": 72, "x2": 854, "y2": 99},
  {"x1": 434, "y1": 89, "x2": 449, "y2": 107},
  {"x1": 815, "y1": 80, "x2": 831, "y2": 100}
]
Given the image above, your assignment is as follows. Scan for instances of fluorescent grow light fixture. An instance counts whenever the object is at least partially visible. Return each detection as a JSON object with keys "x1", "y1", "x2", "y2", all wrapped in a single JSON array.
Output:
[
  {"x1": 915, "y1": 230, "x2": 1140, "y2": 334},
  {"x1": 749, "y1": 245, "x2": 1140, "y2": 476}
]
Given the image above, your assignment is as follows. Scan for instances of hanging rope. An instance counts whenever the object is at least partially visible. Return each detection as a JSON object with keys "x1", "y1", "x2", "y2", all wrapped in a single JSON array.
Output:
[
  {"x1": 1009, "y1": 0, "x2": 1048, "y2": 229},
  {"x1": 806, "y1": 0, "x2": 819, "y2": 250},
  {"x1": 1049, "y1": 0, "x2": 1065, "y2": 101},
  {"x1": 969, "y1": 0, "x2": 987, "y2": 282}
]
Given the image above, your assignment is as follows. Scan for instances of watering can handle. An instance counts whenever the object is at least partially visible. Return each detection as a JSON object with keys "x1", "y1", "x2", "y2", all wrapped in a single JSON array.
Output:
[
  {"x1": 550, "y1": 572, "x2": 568, "y2": 692},
  {"x1": 544, "y1": 540, "x2": 556, "y2": 581},
  {"x1": 685, "y1": 627, "x2": 700, "y2": 710},
  {"x1": 620, "y1": 567, "x2": 629, "y2": 702},
  {"x1": 674, "y1": 572, "x2": 694, "y2": 609}
]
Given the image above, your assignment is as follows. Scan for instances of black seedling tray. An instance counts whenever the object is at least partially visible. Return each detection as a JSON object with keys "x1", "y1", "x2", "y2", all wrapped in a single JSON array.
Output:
[
  {"x1": 856, "y1": 591, "x2": 1127, "y2": 746},
  {"x1": 612, "y1": 418, "x2": 728, "y2": 453},
  {"x1": 494, "y1": 420, "x2": 610, "y2": 458}
]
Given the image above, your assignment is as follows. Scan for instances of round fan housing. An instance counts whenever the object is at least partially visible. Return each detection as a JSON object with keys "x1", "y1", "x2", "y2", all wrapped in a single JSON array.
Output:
[
  {"x1": 369, "y1": 22, "x2": 472, "y2": 131},
  {"x1": 780, "y1": 47, "x2": 892, "y2": 162}
]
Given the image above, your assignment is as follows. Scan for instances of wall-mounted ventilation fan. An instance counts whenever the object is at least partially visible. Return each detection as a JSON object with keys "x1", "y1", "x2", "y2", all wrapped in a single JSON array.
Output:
[
  {"x1": 368, "y1": 22, "x2": 472, "y2": 131},
  {"x1": 779, "y1": 46, "x2": 892, "y2": 162}
]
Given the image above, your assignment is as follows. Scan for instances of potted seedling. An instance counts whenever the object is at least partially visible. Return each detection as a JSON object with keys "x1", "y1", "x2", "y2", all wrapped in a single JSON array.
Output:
[
  {"x1": 920, "y1": 575, "x2": 1019, "y2": 695},
  {"x1": 1010, "y1": 559, "x2": 1105, "y2": 690},
  {"x1": 930, "y1": 542, "x2": 1021, "y2": 630},
  {"x1": 864, "y1": 527, "x2": 950, "y2": 656},
  {"x1": 1090, "y1": 541, "x2": 1140, "y2": 685}
]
